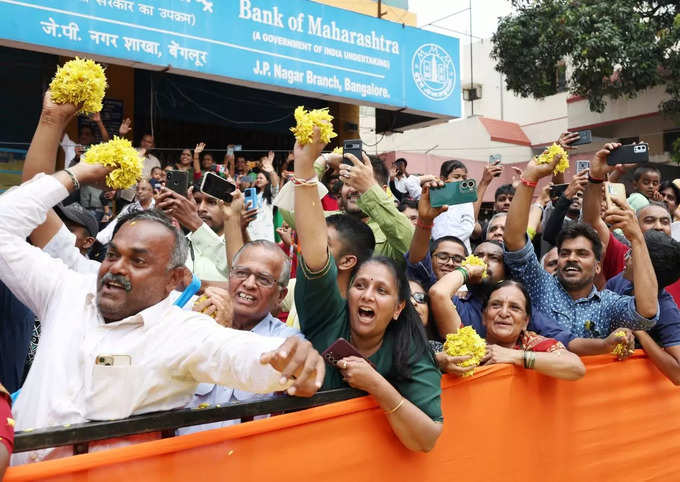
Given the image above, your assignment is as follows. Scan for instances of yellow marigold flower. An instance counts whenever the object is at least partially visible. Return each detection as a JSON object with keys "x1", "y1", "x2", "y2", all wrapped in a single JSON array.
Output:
[
  {"x1": 6, "y1": 418, "x2": 14, "y2": 427},
  {"x1": 332, "y1": 146, "x2": 343, "y2": 155},
  {"x1": 49, "y1": 58, "x2": 107, "y2": 115},
  {"x1": 611, "y1": 330, "x2": 628, "y2": 358},
  {"x1": 290, "y1": 106, "x2": 337, "y2": 145},
  {"x1": 82, "y1": 137, "x2": 142, "y2": 189},
  {"x1": 462, "y1": 254, "x2": 488, "y2": 279},
  {"x1": 197, "y1": 403, "x2": 210, "y2": 409},
  {"x1": 535, "y1": 143, "x2": 569, "y2": 175},
  {"x1": 443, "y1": 326, "x2": 486, "y2": 377}
]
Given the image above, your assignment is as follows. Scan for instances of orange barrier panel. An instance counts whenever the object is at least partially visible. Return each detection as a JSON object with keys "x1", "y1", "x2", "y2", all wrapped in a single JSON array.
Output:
[{"x1": 6, "y1": 352, "x2": 680, "y2": 482}]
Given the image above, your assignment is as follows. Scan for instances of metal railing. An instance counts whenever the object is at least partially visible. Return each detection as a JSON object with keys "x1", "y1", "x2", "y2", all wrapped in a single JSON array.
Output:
[{"x1": 14, "y1": 388, "x2": 363, "y2": 455}]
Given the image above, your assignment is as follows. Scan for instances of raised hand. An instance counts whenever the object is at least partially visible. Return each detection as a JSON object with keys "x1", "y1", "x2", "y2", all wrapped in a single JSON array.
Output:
[
  {"x1": 418, "y1": 179, "x2": 447, "y2": 222},
  {"x1": 481, "y1": 162, "x2": 503, "y2": 185},
  {"x1": 194, "y1": 142, "x2": 206, "y2": 156},
  {"x1": 564, "y1": 169, "x2": 589, "y2": 199},
  {"x1": 339, "y1": 151, "x2": 378, "y2": 194},
  {"x1": 337, "y1": 356, "x2": 382, "y2": 392},
  {"x1": 557, "y1": 131, "x2": 581, "y2": 151},
  {"x1": 523, "y1": 151, "x2": 563, "y2": 183},
  {"x1": 293, "y1": 126, "x2": 327, "y2": 171},
  {"x1": 41, "y1": 90, "x2": 79, "y2": 126},
  {"x1": 119, "y1": 118, "x2": 132, "y2": 136},
  {"x1": 604, "y1": 197, "x2": 641, "y2": 241},
  {"x1": 590, "y1": 142, "x2": 622, "y2": 179},
  {"x1": 261, "y1": 151, "x2": 275, "y2": 172},
  {"x1": 605, "y1": 328, "x2": 635, "y2": 361},
  {"x1": 156, "y1": 186, "x2": 202, "y2": 231}
]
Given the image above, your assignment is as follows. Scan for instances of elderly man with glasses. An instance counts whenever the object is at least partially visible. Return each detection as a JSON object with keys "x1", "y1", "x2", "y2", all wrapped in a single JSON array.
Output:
[{"x1": 179, "y1": 239, "x2": 303, "y2": 434}]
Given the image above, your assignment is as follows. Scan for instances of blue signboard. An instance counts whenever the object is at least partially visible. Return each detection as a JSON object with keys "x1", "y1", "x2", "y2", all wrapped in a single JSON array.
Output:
[{"x1": 0, "y1": 0, "x2": 460, "y2": 118}]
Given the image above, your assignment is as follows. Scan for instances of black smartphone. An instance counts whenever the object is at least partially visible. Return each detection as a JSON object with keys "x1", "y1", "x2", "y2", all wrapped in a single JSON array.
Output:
[
  {"x1": 343, "y1": 139, "x2": 362, "y2": 166},
  {"x1": 549, "y1": 183, "x2": 568, "y2": 199},
  {"x1": 200, "y1": 171, "x2": 236, "y2": 202},
  {"x1": 569, "y1": 130, "x2": 592, "y2": 146},
  {"x1": 166, "y1": 170, "x2": 188, "y2": 197},
  {"x1": 607, "y1": 143, "x2": 649, "y2": 165}
]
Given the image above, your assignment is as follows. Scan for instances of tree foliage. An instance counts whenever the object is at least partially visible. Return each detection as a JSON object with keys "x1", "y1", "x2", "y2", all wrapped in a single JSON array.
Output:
[{"x1": 491, "y1": 1, "x2": 680, "y2": 116}]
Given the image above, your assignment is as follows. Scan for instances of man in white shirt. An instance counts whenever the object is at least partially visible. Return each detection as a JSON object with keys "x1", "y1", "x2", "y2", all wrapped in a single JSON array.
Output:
[
  {"x1": 180, "y1": 239, "x2": 303, "y2": 434},
  {"x1": 389, "y1": 158, "x2": 422, "y2": 200},
  {"x1": 4, "y1": 98, "x2": 324, "y2": 464},
  {"x1": 156, "y1": 187, "x2": 230, "y2": 281}
]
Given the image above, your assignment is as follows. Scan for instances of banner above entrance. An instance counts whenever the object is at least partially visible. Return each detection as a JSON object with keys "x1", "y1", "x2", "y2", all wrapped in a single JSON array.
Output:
[{"x1": 0, "y1": 0, "x2": 461, "y2": 118}]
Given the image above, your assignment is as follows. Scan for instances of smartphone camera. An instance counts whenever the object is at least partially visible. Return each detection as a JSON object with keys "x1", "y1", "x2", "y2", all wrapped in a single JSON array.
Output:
[
  {"x1": 461, "y1": 180, "x2": 475, "y2": 191},
  {"x1": 633, "y1": 145, "x2": 647, "y2": 154}
]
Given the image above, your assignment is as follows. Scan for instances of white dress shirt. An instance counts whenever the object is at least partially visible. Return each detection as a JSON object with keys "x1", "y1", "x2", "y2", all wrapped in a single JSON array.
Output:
[
  {"x1": 431, "y1": 202, "x2": 475, "y2": 254},
  {"x1": 0, "y1": 175, "x2": 291, "y2": 464},
  {"x1": 186, "y1": 223, "x2": 229, "y2": 281},
  {"x1": 178, "y1": 314, "x2": 303, "y2": 436},
  {"x1": 393, "y1": 174, "x2": 422, "y2": 200}
]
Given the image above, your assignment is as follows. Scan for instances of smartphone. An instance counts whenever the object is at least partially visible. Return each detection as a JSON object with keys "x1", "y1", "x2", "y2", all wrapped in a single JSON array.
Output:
[
  {"x1": 607, "y1": 143, "x2": 649, "y2": 165},
  {"x1": 605, "y1": 182, "x2": 627, "y2": 210},
  {"x1": 200, "y1": 171, "x2": 236, "y2": 202},
  {"x1": 429, "y1": 179, "x2": 478, "y2": 208},
  {"x1": 244, "y1": 187, "x2": 259, "y2": 210},
  {"x1": 321, "y1": 338, "x2": 373, "y2": 367},
  {"x1": 549, "y1": 183, "x2": 568, "y2": 199},
  {"x1": 166, "y1": 170, "x2": 188, "y2": 197},
  {"x1": 569, "y1": 130, "x2": 592, "y2": 146},
  {"x1": 575, "y1": 160, "x2": 590, "y2": 173},
  {"x1": 227, "y1": 146, "x2": 234, "y2": 156},
  {"x1": 489, "y1": 154, "x2": 501, "y2": 164},
  {"x1": 343, "y1": 139, "x2": 362, "y2": 166},
  {"x1": 233, "y1": 145, "x2": 242, "y2": 151},
  {"x1": 95, "y1": 355, "x2": 131, "y2": 367}
]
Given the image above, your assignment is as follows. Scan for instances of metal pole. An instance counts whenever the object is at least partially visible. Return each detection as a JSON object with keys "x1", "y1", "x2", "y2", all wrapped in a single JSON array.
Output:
[{"x1": 469, "y1": 0, "x2": 474, "y2": 117}]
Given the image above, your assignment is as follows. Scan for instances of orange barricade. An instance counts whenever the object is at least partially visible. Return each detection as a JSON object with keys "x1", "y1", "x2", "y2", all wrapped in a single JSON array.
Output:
[{"x1": 6, "y1": 352, "x2": 680, "y2": 482}]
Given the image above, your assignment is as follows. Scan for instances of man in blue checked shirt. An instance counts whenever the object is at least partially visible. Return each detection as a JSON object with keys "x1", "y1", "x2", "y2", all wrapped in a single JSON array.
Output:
[{"x1": 503, "y1": 152, "x2": 658, "y2": 343}]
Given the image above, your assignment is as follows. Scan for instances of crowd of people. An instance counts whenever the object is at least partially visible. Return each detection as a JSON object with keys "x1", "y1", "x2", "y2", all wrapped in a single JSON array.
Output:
[{"x1": 1, "y1": 86, "x2": 680, "y2": 467}]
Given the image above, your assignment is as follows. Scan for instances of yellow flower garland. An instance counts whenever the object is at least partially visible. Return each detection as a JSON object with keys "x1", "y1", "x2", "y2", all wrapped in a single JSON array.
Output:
[
  {"x1": 462, "y1": 254, "x2": 488, "y2": 279},
  {"x1": 443, "y1": 326, "x2": 487, "y2": 377},
  {"x1": 82, "y1": 137, "x2": 142, "y2": 189},
  {"x1": 49, "y1": 58, "x2": 107, "y2": 114},
  {"x1": 290, "y1": 106, "x2": 337, "y2": 145},
  {"x1": 535, "y1": 143, "x2": 569, "y2": 175}
]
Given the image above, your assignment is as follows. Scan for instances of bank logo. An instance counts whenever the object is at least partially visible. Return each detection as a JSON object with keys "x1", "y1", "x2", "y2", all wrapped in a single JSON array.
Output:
[{"x1": 411, "y1": 43, "x2": 456, "y2": 101}]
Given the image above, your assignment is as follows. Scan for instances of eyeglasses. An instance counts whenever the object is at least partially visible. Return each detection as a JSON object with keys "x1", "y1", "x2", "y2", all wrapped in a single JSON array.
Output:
[
  {"x1": 229, "y1": 266, "x2": 279, "y2": 288},
  {"x1": 433, "y1": 252, "x2": 465, "y2": 265},
  {"x1": 411, "y1": 292, "x2": 429, "y2": 305}
]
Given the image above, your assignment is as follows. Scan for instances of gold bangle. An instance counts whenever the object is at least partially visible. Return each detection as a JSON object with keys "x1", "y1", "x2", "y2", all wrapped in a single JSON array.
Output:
[{"x1": 384, "y1": 397, "x2": 405, "y2": 415}]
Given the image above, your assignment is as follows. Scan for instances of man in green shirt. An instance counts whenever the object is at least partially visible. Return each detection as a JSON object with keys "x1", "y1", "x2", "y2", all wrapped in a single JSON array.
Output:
[{"x1": 282, "y1": 152, "x2": 414, "y2": 266}]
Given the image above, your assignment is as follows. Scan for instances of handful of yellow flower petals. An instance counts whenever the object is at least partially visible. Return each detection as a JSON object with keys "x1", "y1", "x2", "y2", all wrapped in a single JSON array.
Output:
[
  {"x1": 611, "y1": 330, "x2": 629, "y2": 359},
  {"x1": 290, "y1": 106, "x2": 337, "y2": 145},
  {"x1": 535, "y1": 143, "x2": 569, "y2": 175},
  {"x1": 443, "y1": 326, "x2": 486, "y2": 377},
  {"x1": 82, "y1": 137, "x2": 142, "y2": 190},
  {"x1": 49, "y1": 58, "x2": 107, "y2": 115},
  {"x1": 332, "y1": 146, "x2": 343, "y2": 155},
  {"x1": 462, "y1": 254, "x2": 488, "y2": 279}
]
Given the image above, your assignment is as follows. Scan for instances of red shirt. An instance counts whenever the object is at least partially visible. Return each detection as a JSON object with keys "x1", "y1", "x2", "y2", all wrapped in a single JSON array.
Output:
[
  {"x1": 321, "y1": 194, "x2": 339, "y2": 211},
  {"x1": 667, "y1": 279, "x2": 680, "y2": 307},
  {"x1": 602, "y1": 231, "x2": 628, "y2": 280}
]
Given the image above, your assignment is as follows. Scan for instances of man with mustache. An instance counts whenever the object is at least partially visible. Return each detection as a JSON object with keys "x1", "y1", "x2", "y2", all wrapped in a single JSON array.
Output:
[
  {"x1": 2, "y1": 95, "x2": 324, "y2": 464},
  {"x1": 502, "y1": 148, "x2": 658, "y2": 340}
]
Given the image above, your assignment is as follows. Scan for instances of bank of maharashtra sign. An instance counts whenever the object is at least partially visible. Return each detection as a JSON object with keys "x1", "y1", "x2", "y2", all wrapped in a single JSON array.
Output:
[{"x1": 0, "y1": 0, "x2": 461, "y2": 118}]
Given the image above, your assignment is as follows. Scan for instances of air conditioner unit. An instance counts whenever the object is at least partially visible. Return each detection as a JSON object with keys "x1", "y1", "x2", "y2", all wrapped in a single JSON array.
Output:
[{"x1": 462, "y1": 84, "x2": 482, "y2": 101}]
